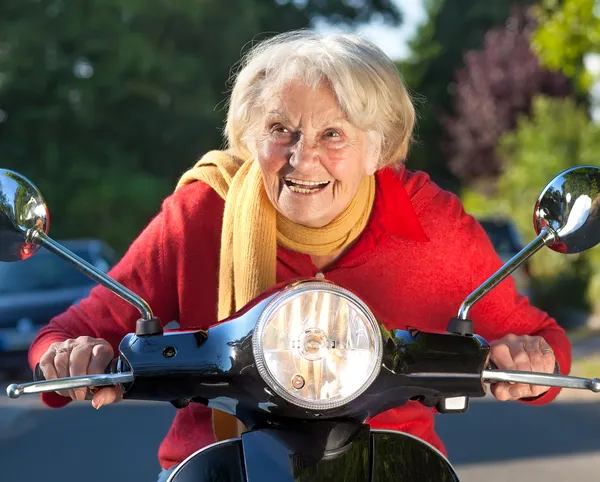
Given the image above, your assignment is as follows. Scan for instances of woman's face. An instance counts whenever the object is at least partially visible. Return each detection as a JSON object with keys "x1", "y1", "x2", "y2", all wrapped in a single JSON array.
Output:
[{"x1": 255, "y1": 79, "x2": 378, "y2": 228}]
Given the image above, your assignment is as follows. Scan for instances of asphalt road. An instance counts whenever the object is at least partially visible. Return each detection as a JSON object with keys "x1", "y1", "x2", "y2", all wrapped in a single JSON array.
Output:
[
  {"x1": 1, "y1": 392, "x2": 599, "y2": 482},
  {"x1": 438, "y1": 397, "x2": 600, "y2": 481}
]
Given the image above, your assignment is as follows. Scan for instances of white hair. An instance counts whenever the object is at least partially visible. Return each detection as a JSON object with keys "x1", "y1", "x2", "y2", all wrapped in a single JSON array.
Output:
[{"x1": 224, "y1": 30, "x2": 415, "y2": 168}]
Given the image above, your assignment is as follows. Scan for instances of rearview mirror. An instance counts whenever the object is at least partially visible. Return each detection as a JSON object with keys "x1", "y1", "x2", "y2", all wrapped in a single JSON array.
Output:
[
  {"x1": 534, "y1": 165, "x2": 600, "y2": 254},
  {"x1": 0, "y1": 169, "x2": 50, "y2": 262},
  {"x1": 450, "y1": 165, "x2": 600, "y2": 335},
  {"x1": 0, "y1": 168, "x2": 161, "y2": 335}
]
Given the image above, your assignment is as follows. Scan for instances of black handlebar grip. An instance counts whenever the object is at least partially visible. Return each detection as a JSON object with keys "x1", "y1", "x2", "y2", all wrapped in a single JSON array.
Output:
[
  {"x1": 33, "y1": 361, "x2": 117, "y2": 381},
  {"x1": 33, "y1": 363, "x2": 45, "y2": 382}
]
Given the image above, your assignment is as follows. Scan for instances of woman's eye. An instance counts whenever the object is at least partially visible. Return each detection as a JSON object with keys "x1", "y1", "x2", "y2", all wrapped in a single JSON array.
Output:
[
  {"x1": 271, "y1": 124, "x2": 289, "y2": 134},
  {"x1": 324, "y1": 130, "x2": 341, "y2": 138}
]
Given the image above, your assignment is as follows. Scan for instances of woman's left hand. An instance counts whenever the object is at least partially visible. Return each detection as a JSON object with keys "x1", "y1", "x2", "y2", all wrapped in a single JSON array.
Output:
[{"x1": 489, "y1": 334, "x2": 556, "y2": 401}]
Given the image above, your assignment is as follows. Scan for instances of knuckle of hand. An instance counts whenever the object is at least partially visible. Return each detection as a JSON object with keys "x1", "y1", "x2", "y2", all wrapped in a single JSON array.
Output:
[
  {"x1": 54, "y1": 361, "x2": 69, "y2": 376},
  {"x1": 490, "y1": 341, "x2": 503, "y2": 350},
  {"x1": 511, "y1": 386, "x2": 527, "y2": 398},
  {"x1": 530, "y1": 352, "x2": 544, "y2": 365},
  {"x1": 69, "y1": 351, "x2": 86, "y2": 366},
  {"x1": 54, "y1": 351, "x2": 68, "y2": 365},
  {"x1": 513, "y1": 351, "x2": 529, "y2": 365},
  {"x1": 96, "y1": 341, "x2": 111, "y2": 351},
  {"x1": 40, "y1": 350, "x2": 54, "y2": 364},
  {"x1": 92, "y1": 345, "x2": 111, "y2": 359},
  {"x1": 497, "y1": 389, "x2": 510, "y2": 401},
  {"x1": 491, "y1": 344, "x2": 510, "y2": 357},
  {"x1": 48, "y1": 342, "x2": 64, "y2": 354}
]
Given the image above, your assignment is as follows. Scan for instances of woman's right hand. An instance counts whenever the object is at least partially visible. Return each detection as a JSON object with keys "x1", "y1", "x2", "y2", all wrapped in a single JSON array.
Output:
[{"x1": 38, "y1": 336, "x2": 123, "y2": 408}]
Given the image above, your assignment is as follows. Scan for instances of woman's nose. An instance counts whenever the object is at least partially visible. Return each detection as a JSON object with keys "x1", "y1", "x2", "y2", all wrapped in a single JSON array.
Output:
[{"x1": 289, "y1": 139, "x2": 320, "y2": 170}]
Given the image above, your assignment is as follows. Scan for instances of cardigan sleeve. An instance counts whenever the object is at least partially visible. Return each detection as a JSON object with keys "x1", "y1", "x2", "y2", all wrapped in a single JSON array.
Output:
[
  {"x1": 27, "y1": 181, "x2": 223, "y2": 408},
  {"x1": 459, "y1": 207, "x2": 572, "y2": 405}
]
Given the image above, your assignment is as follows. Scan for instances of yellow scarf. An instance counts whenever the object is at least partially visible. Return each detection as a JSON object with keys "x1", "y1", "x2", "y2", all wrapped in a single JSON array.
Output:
[
  {"x1": 176, "y1": 150, "x2": 375, "y2": 321},
  {"x1": 175, "y1": 149, "x2": 375, "y2": 439}
]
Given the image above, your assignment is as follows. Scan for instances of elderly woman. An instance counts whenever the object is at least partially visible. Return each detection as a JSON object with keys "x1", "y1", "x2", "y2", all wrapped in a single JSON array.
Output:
[{"x1": 29, "y1": 30, "x2": 570, "y2": 481}]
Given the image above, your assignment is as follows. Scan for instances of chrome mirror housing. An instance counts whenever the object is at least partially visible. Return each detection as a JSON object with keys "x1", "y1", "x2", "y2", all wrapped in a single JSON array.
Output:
[{"x1": 0, "y1": 169, "x2": 50, "y2": 261}]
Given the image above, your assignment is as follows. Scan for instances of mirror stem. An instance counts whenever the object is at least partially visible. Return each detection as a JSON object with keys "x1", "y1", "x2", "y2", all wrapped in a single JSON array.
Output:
[
  {"x1": 456, "y1": 226, "x2": 556, "y2": 322},
  {"x1": 29, "y1": 229, "x2": 155, "y2": 323}
]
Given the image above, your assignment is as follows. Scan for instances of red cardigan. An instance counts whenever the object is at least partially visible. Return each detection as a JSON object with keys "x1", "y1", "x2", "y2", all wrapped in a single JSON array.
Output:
[{"x1": 29, "y1": 165, "x2": 571, "y2": 469}]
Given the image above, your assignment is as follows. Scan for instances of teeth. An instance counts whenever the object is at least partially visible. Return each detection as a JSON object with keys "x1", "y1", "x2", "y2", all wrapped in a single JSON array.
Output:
[
  {"x1": 284, "y1": 178, "x2": 329, "y2": 186},
  {"x1": 288, "y1": 184, "x2": 324, "y2": 194}
]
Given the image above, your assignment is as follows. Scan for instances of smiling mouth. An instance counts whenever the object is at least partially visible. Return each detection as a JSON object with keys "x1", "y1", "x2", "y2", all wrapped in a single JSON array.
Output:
[{"x1": 283, "y1": 178, "x2": 330, "y2": 194}]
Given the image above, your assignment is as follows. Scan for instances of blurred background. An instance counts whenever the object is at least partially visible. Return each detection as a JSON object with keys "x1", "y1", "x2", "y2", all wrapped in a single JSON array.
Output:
[{"x1": 1, "y1": 0, "x2": 600, "y2": 481}]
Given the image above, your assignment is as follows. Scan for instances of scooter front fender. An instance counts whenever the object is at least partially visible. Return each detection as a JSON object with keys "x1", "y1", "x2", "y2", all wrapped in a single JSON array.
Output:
[{"x1": 167, "y1": 426, "x2": 460, "y2": 482}]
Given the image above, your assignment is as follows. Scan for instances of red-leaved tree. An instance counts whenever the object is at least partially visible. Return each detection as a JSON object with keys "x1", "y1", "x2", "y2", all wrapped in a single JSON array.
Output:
[{"x1": 442, "y1": 6, "x2": 572, "y2": 188}]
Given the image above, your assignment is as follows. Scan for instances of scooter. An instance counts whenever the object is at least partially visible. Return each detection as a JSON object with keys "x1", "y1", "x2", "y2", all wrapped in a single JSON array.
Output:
[{"x1": 2, "y1": 165, "x2": 599, "y2": 481}]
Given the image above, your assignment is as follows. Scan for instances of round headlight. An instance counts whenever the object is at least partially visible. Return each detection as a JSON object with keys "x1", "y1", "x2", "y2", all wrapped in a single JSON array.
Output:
[{"x1": 253, "y1": 281, "x2": 383, "y2": 410}]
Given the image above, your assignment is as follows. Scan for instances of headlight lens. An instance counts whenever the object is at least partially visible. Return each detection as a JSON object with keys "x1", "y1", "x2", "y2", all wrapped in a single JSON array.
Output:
[{"x1": 253, "y1": 281, "x2": 383, "y2": 410}]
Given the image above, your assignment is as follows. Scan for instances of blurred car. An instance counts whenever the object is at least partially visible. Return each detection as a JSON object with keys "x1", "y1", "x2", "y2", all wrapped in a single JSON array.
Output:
[
  {"x1": 478, "y1": 218, "x2": 532, "y2": 298},
  {"x1": 0, "y1": 239, "x2": 117, "y2": 377}
]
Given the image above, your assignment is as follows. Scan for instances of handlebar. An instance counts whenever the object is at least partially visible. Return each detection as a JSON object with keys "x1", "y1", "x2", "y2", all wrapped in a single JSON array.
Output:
[{"x1": 7, "y1": 365, "x2": 600, "y2": 400}]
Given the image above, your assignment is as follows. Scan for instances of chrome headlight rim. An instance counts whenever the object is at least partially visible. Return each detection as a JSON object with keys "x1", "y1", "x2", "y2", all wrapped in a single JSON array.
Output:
[{"x1": 252, "y1": 280, "x2": 383, "y2": 411}]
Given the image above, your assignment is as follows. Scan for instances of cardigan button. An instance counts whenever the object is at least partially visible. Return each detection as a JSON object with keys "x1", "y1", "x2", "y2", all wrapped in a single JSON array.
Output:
[{"x1": 315, "y1": 272, "x2": 325, "y2": 280}]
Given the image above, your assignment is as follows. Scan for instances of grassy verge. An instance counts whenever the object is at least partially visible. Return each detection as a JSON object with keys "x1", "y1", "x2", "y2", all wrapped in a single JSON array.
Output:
[
  {"x1": 570, "y1": 355, "x2": 600, "y2": 378},
  {"x1": 567, "y1": 326, "x2": 600, "y2": 377},
  {"x1": 566, "y1": 326, "x2": 600, "y2": 343}
]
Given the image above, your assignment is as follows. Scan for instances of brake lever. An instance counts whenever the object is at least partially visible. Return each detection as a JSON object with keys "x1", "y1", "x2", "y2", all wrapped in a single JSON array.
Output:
[
  {"x1": 6, "y1": 372, "x2": 134, "y2": 399},
  {"x1": 482, "y1": 368, "x2": 600, "y2": 393}
]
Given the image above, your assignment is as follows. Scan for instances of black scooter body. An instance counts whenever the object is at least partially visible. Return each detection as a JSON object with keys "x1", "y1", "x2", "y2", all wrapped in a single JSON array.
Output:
[{"x1": 168, "y1": 425, "x2": 459, "y2": 482}]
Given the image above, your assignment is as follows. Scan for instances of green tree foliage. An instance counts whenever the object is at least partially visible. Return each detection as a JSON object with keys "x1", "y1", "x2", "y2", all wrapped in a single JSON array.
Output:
[
  {"x1": 461, "y1": 96, "x2": 600, "y2": 317},
  {"x1": 0, "y1": 0, "x2": 400, "y2": 253},
  {"x1": 456, "y1": 0, "x2": 600, "y2": 320},
  {"x1": 532, "y1": 0, "x2": 600, "y2": 91},
  {"x1": 398, "y1": 0, "x2": 536, "y2": 191},
  {"x1": 441, "y1": 7, "x2": 571, "y2": 188}
]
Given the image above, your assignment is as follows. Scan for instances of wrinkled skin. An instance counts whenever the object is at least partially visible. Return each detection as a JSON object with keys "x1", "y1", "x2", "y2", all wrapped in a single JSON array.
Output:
[
  {"x1": 255, "y1": 78, "x2": 379, "y2": 229},
  {"x1": 489, "y1": 334, "x2": 556, "y2": 401},
  {"x1": 39, "y1": 336, "x2": 123, "y2": 408}
]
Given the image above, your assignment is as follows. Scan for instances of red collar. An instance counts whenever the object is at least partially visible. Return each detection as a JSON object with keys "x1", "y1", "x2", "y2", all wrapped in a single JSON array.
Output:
[{"x1": 373, "y1": 166, "x2": 430, "y2": 243}]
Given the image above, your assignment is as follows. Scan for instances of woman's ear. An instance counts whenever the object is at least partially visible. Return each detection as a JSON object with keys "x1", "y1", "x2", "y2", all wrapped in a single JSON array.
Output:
[
  {"x1": 365, "y1": 159, "x2": 378, "y2": 176},
  {"x1": 364, "y1": 133, "x2": 381, "y2": 176}
]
